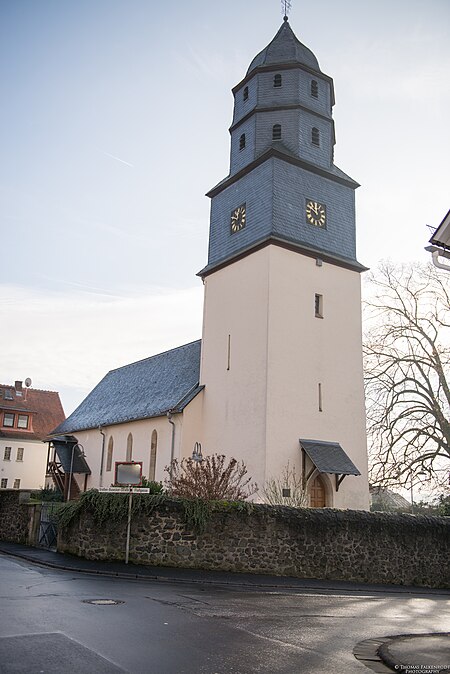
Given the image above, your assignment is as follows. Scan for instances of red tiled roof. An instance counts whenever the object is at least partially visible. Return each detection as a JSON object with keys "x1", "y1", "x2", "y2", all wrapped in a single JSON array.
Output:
[{"x1": 0, "y1": 385, "x2": 65, "y2": 441}]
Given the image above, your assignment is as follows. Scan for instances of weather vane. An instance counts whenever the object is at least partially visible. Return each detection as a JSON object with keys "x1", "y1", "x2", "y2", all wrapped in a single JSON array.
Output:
[{"x1": 281, "y1": 0, "x2": 292, "y2": 21}]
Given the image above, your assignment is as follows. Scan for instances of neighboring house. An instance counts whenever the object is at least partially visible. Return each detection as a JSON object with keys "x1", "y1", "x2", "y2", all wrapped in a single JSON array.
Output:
[
  {"x1": 370, "y1": 486, "x2": 411, "y2": 512},
  {"x1": 0, "y1": 380, "x2": 65, "y2": 490},
  {"x1": 425, "y1": 209, "x2": 450, "y2": 271},
  {"x1": 50, "y1": 17, "x2": 370, "y2": 510}
]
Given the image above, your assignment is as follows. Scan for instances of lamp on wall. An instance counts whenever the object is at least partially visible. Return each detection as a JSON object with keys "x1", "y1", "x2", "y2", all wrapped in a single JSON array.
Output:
[{"x1": 192, "y1": 442, "x2": 203, "y2": 463}]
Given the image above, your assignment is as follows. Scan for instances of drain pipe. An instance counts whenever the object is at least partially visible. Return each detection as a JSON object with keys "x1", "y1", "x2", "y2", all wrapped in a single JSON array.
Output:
[
  {"x1": 99, "y1": 427, "x2": 106, "y2": 487},
  {"x1": 166, "y1": 411, "x2": 176, "y2": 486},
  {"x1": 431, "y1": 249, "x2": 450, "y2": 271}
]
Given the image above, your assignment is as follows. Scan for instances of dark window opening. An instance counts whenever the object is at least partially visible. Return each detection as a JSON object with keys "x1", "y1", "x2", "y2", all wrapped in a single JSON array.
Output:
[
  {"x1": 312, "y1": 127, "x2": 320, "y2": 146},
  {"x1": 311, "y1": 80, "x2": 318, "y2": 98},
  {"x1": 243, "y1": 86, "x2": 249, "y2": 101},
  {"x1": 273, "y1": 73, "x2": 282, "y2": 88},
  {"x1": 315, "y1": 293, "x2": 323, "y2": 318},
  {"x1": 272, "y1": 124, "x2": 282, "y2": 141},
  {"x1": 239, "y1": 133, "x2": 246, "y2": 150}
]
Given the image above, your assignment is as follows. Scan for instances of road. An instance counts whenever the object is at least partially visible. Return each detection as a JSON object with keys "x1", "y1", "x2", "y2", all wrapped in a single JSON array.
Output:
[{"x1": 0, "y1": 554, "x2": 448, "y2": 673}]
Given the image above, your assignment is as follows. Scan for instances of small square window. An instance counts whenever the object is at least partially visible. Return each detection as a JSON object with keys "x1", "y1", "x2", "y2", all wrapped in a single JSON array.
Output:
[
  {"x1": 3, "y1": 413, "x2": 14, "y2": 427},
  {"x1": 1, "y1": 478, "x2": 7, "y2": 488},
  {"x1": 13, "y1": 479, "x2": 20, "y2": 489},
  {"x1": 282, "y1": 488, "x2": 291, "y2": 498},
  {"x1": 315, "y1": 293, "x2": 323, "y2": 318},
  {"x1": 16, "y1": 447, "x2": 24, "y2": 461},
  {"x1": 4, "y1": 447, "x2": 11, "y2": 461},
  {"x1": 4, "y1": 390, "x2": 14, "y2": 400},
  {"x1": 17, "y1": 415, "x2": 29, "y2": 429}
]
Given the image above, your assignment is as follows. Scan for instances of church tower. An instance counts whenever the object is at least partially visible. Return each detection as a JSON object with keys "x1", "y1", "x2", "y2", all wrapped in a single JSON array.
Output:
[{"x1": 197, "y1": 18, "x2": 369, "y2": 510}]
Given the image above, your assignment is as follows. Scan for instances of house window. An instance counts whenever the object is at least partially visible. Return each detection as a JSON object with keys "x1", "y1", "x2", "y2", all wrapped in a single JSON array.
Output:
[
  {"x1": 311, "y1": 80, "x2": 318, "y2": 98},
  {"x1": 243, "y1": 86, "x2": 249, "y2": 101},
  {"x1": 1, "y1": 478, "x2": 7, "y2": 488},
  {"x1": 272, "y1": 124, "x2": 282, "y2": 140},
  {"x1": 4, "y1": 389, "x2": 13, "y2": 400},
  {"x1": 4, "y1": 447, "x2": 11, "y2": 461},
  {"x1": 126, "y1": 433, "x2": 133, "y2": 461},
  {"x1": 17, "y1": 414, "x2": 29, "y2": 429},
  {"x1": 315, "y1": 293, "x2": 323, "y2": 318},
  {"x1": 239, "y1": 133, "x2": 246, "y2": 150},
  {"x1": 312, "y1": 127, "x2": 320, "y2": 146},
  {"x1": 106, "y1": 437, "x2": 113, "y2": 472},
  {"x1": 273, "y1": 73, "x2": 282, "y2": 88},
  {"x1": 3, "y1": 413, "x2": 14, "y2": 427},
  {"x1": 13, "y1": 479, "x2": 20, "y2": 489},
  {"x1": 149, "y1": 430, "x2": 157, "y2": 481},
  {"x1": 16, "y1": 447, "x2": 24, "y2": 461}
]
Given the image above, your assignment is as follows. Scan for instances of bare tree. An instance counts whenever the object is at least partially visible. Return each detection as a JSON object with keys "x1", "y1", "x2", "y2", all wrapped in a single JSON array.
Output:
[
  {"x1": 165, "y1": 454, "x2": 258, "y2": 501},
  {"x1": 262, "y1": 463, "x2": 307, "y2": 508},
  {"x1": 364, "y1": 262, "x2": 450, "y2": 489}
]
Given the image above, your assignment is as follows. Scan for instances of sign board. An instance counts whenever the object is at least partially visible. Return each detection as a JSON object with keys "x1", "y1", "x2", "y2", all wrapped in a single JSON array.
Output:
[
  {"x1": 99, "y1": 487, "x2": 150, "y2": 494},
  {"x1": 114, "y1": 461, "x2": 143, "y2": 487}
]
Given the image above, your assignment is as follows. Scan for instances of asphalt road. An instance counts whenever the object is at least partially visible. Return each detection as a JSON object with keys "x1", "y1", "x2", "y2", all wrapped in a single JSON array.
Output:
[{"x1": 0, "y1": 554, "x2": 448, "y2": 674}]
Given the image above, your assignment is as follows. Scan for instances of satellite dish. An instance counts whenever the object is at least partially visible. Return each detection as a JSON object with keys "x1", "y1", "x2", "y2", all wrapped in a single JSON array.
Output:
[{"x1": 25, "y1": 378, "x2": 32, "y2": 388}]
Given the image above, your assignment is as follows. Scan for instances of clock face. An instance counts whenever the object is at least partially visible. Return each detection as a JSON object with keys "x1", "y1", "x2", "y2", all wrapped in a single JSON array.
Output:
[
  {"x1": 230, "y1": 203, "x2": 246, "y2": 233},
  {"x1": 306, "y1": 200, "x2": 327, "y2": 228}
]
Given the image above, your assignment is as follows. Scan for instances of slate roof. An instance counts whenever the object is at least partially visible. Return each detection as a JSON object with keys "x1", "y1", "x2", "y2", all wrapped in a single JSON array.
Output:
[
  {"x1": 429, "y1": 208, "x2": 450, "y2": 251},
  {"x1": 247, "y1": 19, "x2": 321, "y2": 75},
  {"x1": 370, "y1": 486, "x2": 410, "y2": 510},
  {"x1": 52, "y1": 340, "x2": 203, "y2": 434},
  {"x1": 0, "y1": 385, "x2": 65, "y2": 441},
  {"x1": 299, "y1": 439, "x2": 361, "y2": 476}
]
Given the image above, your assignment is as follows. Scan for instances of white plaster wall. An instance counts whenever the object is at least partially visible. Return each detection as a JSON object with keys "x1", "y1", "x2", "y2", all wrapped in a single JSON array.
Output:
[
  {"x1": 265, "y1": 246, "x2": 369, "y2": 510},
  {"x1": 199, "y1": 249, "x2": 271, "y2": 488},
  {"x1": 0, "y1": 439, "x2": 48, "y2": 489},
  {"x1": 72, "y1": 416, "x2": 179, "y2": 491},
  {"x1": 198, "y1": 244, "x2": 369, "y2": 510}
]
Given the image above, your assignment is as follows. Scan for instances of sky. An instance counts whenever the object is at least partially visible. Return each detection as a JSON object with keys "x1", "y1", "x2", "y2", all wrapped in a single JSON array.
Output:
[{"x1": 1, "y1": 0, "x2": 449, "y2": 416}]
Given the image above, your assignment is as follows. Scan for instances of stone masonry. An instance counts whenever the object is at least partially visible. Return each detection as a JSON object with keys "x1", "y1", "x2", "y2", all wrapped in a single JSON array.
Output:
[{"x1": 56, "y1": 498, "x2": 449, "y2": 589}]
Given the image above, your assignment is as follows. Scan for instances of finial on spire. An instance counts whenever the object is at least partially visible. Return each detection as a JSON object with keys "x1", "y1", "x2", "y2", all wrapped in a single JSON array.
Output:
[{"x1": 281, "y1": 0, "x2": 292, "y2": 21}]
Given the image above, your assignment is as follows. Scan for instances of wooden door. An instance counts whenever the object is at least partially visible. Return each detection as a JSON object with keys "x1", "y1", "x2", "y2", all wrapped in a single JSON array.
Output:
[{"x1": 310, "y1": 475, "x2": 326, "y2": 508}]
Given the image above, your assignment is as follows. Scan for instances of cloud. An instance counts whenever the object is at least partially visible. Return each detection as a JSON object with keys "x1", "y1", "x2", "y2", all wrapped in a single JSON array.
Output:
[{"x1": 0, "y1": 283, "x2": 203, "y2": 413}]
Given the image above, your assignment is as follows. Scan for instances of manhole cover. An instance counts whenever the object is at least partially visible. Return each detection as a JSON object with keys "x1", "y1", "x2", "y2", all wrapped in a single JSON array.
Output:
[{"x1": 82, "y1": 599, "x2": 124, "y2": 606}]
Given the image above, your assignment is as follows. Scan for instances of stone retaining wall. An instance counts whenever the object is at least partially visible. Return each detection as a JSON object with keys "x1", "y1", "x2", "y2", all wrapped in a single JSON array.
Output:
[
  {"x1": 57, "y1": 498, "x2": 449, "y2": 589},
  {"x1": 0, "y1": 490, "x2": 41, "y2": 545}
]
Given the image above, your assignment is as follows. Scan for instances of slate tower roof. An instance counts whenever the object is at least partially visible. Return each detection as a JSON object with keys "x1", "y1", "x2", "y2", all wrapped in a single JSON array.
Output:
[
  {"x1": 247, "y1": 18, "x2": 321, "y2": 75},
  {"x1": 200, "y1": 18, "x2": 365, "y2": 279}
]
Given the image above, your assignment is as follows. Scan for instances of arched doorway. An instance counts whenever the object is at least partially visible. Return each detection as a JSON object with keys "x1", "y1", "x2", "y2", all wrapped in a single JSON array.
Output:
[{"x1": 309, "y1": 474, "x2": 327, "y2": 508}]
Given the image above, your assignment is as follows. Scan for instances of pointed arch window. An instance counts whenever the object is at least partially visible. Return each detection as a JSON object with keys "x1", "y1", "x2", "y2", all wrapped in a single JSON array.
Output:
[
  {"x1": 106, "y1": 437, "x2": 114, "y2": 472},
  {"x1": 272, "y1": 124, "x2": 282, "y2": 141},
  {"x1": 239, "y1": 133, "x2": 246, "y2": 150},
  {"x1": 149, "y1": 430, "x2": 157, "y2": 481},
  {"x1": 311, "y1": 80, "x2": 319, "y2": 98},
  {"x1": 273, "y1": 73, "x2": 282, "y2": 88},
  {"x1": 312, "y1": 127, "x2": 320, "y2": 146},
  {"x1": 243, "y1": 86, "x2": 249, "y2": 101},
  {"x1": 126, "y1": 433, "x2": 133, "y2": 461}
]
